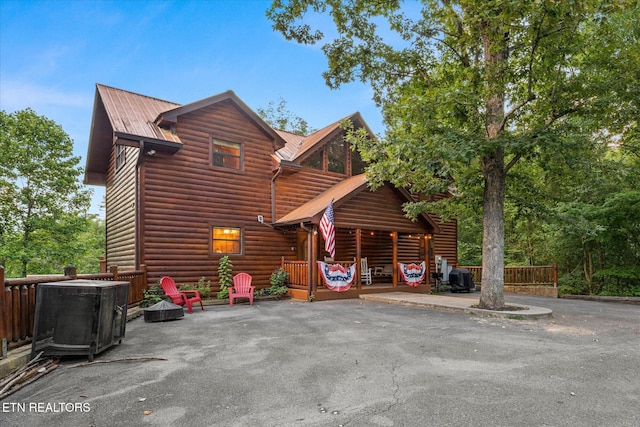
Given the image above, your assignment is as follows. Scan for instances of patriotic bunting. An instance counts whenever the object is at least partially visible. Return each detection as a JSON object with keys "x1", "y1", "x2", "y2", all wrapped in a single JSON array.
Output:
[
  {"x1": 398, "y1": 261, "x2": 426, "y2": 287},
  {"x1": 317, "y1": 261, "x2": 356, "y2": 292}
]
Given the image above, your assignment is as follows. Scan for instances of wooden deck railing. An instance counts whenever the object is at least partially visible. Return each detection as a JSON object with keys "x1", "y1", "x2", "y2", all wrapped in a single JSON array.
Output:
[
  {"x1": 459, "y1": 264, "x2": 558, "y2": 287},
  {"x1": 282, "y1": 259, "x2": 309, "y2": 289},
  {"x1": 1, "y1": 265, "x2": 147, "y2": 359}
]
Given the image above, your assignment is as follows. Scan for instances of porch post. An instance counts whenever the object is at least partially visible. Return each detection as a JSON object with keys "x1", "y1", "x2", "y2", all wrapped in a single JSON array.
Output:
[
  {"x1": 309, "y1": 227, "x2": 318, "y2": 294},
  {"x1": 392, "y1": 231, "x2": 398, "y2": 287},
  {"x1": 355, "y1": 228, "x2": 362, "y2": 289},
  {"x1": 424, "y1": 234, "x2": 432, "y2": 290}
]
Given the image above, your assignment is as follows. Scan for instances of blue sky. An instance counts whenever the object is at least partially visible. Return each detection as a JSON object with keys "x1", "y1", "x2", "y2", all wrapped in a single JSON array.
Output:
[{"x1": 0, "y1": 0, "x2": 383, "y2": 216}]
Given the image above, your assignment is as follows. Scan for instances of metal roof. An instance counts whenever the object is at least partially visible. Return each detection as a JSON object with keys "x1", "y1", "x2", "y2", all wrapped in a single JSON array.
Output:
[
  {"x1": 273, "y1": 173, "x2": 442, "y2": 233},
  {"x1": 275, "y1": 112, "x2": 375, "y2": 163},
  {"x1": 85, "y1": 84, "x2": 288, "y2": 185},
  {"x1": 97, "y1": 84, "x2": 182, "y2": 144},
  {"x1": 274, "y1": 174, "x2": 368, "y2": 225},
  {"x1": 156, "y1": 90, "x2": 285, "y2": 150}
]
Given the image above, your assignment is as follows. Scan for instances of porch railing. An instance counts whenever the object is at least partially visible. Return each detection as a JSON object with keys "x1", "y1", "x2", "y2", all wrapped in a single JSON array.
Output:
[
  {"x1": 459, "y1": 264, "x2": 558, "y2": 287},
  {"x1": 1, "y1": 265, "x2": 147, "y2": 359},
  {"x1": 282, "y1": 259, "x2": 309, "y2": 289}
]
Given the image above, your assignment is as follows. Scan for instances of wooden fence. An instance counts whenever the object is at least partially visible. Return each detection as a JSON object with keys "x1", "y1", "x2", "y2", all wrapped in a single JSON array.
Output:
[
  {"x1": 1, "y1": 265, "x2": 147, "y2": 359},
  {"x1": 459, "y1": 264, "x2": 558, "y2": 297}
]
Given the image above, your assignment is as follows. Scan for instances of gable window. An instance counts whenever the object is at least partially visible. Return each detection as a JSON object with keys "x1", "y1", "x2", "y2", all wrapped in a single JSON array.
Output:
[
  {"x1": 115, "y1": 145, "x2": 126, "y2": 171},
  {"x1": 212, "y1": 139, "x2": 242, "y2": 170},
  {"x1": 351, "y1": 148, "x2": 366, "y2": 175},
  {"x1": 327, "y1": 137, "x2": 346, "y2": 174},
  {"x1": 212, "y1": 226, "x2": 242, "y2": 254},
  {"x1": 301, "y1": 150, "x2": 323, "y2": 170}
]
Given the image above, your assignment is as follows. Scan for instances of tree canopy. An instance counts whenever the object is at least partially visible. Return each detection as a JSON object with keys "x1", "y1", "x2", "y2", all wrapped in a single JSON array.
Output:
[
  {"x1": 0, "y1": 109, "x2": 96, "y2": 277},
  {"x1": 257, "y1": 96, "x2": 315, "y2": 135},
  {"x1": 268, "y1": 0, "x2": 640, "y2": 308}
]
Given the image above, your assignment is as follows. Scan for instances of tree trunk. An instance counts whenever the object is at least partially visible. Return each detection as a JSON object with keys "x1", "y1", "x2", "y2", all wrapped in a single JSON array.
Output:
[
  {"x1": 477, "y1": 17, "x2": 508, "y2": 310},
  {"x1": 478, "y1": 149, "x2": 506, "y2": 309}
]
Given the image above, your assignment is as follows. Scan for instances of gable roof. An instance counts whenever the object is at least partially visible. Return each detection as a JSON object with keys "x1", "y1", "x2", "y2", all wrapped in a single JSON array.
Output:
[
  {"x1": 273, "y1": 173, "x2": 441, "y2": 233},
  {"x1": 275, "y1": 112, "x2": 375, "y2": 163},
  {"x1": 85, "y1": 85, "x2": 184, "y2": 185},
  {"x1": 274, "y1": 174, "x2": 369, "y2": 225},
  {"x1": 85, "y1": 84, "x2": 286, "y2": 185},
  {"x1": 97, "y1": 84, "x2": 182, "y2": 144},
  {"x1": 156, "y1": 90, "x2": 285, "y2": 150}
]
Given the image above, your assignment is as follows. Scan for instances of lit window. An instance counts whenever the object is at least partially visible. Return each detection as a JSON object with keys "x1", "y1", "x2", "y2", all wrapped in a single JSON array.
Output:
[
  {"x1": 212, "y1": 139, "x2": 242, "y2": 170},
  {"x1": 212, "y1": 227, "x2": 242, "y2": 254}
]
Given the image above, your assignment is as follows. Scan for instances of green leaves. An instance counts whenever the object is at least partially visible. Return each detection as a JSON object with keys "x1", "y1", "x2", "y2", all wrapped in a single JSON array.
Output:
[
  {"x1": 0, "y1": 109, "x2": 93, "y2": 277},
  {"x1": 268, "y1": 0, "x2": 640, "y2": 296}
]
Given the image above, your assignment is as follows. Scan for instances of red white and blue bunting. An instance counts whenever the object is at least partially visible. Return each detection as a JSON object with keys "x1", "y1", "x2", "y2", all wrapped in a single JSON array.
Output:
[
  {"x1": 398, "y1": 261, "x2": 426, "y2": 287},
  {"x1": 317, "y1": 261, "x2": 356, "y2": 292}
]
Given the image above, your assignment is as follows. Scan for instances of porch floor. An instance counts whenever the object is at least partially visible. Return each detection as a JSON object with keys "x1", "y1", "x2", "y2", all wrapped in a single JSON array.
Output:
[{"x1": 290, "y1": 282, "x2": 433, "y2": 301}]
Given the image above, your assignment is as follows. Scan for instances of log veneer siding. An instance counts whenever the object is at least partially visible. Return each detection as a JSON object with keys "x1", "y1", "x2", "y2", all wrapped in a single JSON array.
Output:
[
  {"x1": 140, "y1": 101, "x2": 295, "y2": 287},
  {"x1": 105, "y1": 144, "x2": 138, "y2": 271}
]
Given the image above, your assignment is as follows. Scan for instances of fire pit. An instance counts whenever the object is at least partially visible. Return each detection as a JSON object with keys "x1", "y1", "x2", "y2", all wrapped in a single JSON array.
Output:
[{"x1": 143, "y1": 300, "x2": 184, "y2": 322}]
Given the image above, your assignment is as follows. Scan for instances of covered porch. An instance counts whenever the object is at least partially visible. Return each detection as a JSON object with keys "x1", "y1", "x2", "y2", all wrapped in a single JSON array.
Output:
[
  {"x1": 282, "y1": 259, "x2": 433, "y2": 301},
  {"x1": 273, "y1": 175, "x2": 444, "y2": 301},
  {"x1": 279, "y1": 227, "x2": 438, "y2": 301}
]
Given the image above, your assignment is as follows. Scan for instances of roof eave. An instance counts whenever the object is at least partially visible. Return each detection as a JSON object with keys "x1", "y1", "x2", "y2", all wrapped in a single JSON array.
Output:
[
  {"x1": 155, "y1": 90, "x2": 286, "y2": 151},
  {"x1": 114, "y1": 132, "x2": 183, "y2": 153}
]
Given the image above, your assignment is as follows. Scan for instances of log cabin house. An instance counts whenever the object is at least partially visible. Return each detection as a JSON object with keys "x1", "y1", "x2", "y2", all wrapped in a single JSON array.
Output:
[{"x1": 84, "y1": 84, "x2": 457, "y2": 301}]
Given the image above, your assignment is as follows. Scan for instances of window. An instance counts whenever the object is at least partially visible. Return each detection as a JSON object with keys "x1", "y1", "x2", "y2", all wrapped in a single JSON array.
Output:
[
  {"x1": 327, "y1": 137, "x2": 346, "y2": 174},
  {"x1": 212, "y1": 227, "x2": 242, "y2": 254},
  {"x1": 301, "y1": 150, "x2": 323, "y2": 170},
  {"x1": 351, "y1": 148, "x2": 366, "y2": 175},
  {"x1": 115, "y1": 145, "x2": 126, "y2": 171},
  {"x1": 212, "y1": 139, "x2": 242, "y2": 170}
]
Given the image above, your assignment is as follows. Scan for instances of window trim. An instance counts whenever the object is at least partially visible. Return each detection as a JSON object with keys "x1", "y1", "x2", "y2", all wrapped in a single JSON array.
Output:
[
  {"x1": 327, "y1": 137, "x2": 347, "y2": 175},
  {"x1": 211, "y1": 225, "x2": 243, "y2": 255},
  {"x1": 115, "y1": 144, "x2": 126, "y2": 171},
  {"x1": 211, "y1": 138, "x2": 243, "y2": 171}
]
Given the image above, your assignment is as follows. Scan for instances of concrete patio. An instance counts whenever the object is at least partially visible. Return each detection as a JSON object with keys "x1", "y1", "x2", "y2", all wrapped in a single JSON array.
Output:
[{"x1": 1, "y1": 293, "x2": 638, "y2": 426}]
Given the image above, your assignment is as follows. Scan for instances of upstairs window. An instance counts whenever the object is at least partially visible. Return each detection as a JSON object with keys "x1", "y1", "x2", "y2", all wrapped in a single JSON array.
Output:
[
  {"x1": 301, "y1": 150, "x2": 323, "y2": 170},
  {"x1": 327, "y1": 137, "x2": 346, "y2": 174},
  {"x1": 212, "y1": 139, "x2": 242, "y2": 170},
  {"x1": 212, "y1": 226, "x2": 242, "y2": 254},
  {"x1": 115, "y1": 145, "x2": 126, "y2": 171},
  {"x1": 351, "y1": 148, "x2": 366, "y2": 175}
]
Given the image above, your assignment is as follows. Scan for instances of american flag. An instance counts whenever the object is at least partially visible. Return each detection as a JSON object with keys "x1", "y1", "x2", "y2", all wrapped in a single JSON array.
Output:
[{"x1": 319, "y1": 200, "x2": 335, "y2": 258}]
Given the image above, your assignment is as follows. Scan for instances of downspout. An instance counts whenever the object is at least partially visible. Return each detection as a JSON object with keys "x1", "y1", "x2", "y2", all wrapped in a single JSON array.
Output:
[
  {"x1": 270, "y1": 166, "x2": 282, "y2": 222},
  {"x1": 136, "y1": 140, "x2": 145, "y2": 270}
]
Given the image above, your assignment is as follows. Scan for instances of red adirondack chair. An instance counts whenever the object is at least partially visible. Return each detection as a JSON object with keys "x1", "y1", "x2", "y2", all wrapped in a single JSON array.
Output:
[
  {"x1": 160, "y1": 276, "x2": 204, "y2": 314},
  {"x1": 229, "y1": 273, "x2": 255, "y2": 306}
]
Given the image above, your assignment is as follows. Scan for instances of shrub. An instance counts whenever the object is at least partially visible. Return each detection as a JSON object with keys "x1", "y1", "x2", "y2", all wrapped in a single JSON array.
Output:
[
  {"x1": 178, "y1": 276, "x2": 212, "y2": 299},
  {"x1": 268, "y1": 268, "x2": 289, "y2": 297},
  {"x1": 140, "y1": 284, "x2": 168, "y2": 307},
  {"x1": 217, "y1": 255, "x2": 233, "y2": 299}
]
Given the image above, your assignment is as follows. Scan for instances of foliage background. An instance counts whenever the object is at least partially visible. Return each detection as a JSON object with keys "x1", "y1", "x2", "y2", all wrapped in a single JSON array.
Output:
[{"x1": 1, "y1": 109, "x2": 104, "y2": 277}]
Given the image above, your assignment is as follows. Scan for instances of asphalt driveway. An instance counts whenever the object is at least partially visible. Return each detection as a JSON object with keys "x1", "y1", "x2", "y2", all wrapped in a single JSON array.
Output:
[{"x1": 1, "y1": 294, "x2": 639, "y2": 427}]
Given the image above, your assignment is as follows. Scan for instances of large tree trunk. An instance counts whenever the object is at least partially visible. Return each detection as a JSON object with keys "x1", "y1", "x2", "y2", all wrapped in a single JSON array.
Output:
[
  {"x1": 477, "y1": 16, "x2": 508, "y2": 310},
  {"x1": 479, "y1": 149, "x2": 506, "y2": 309}
]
